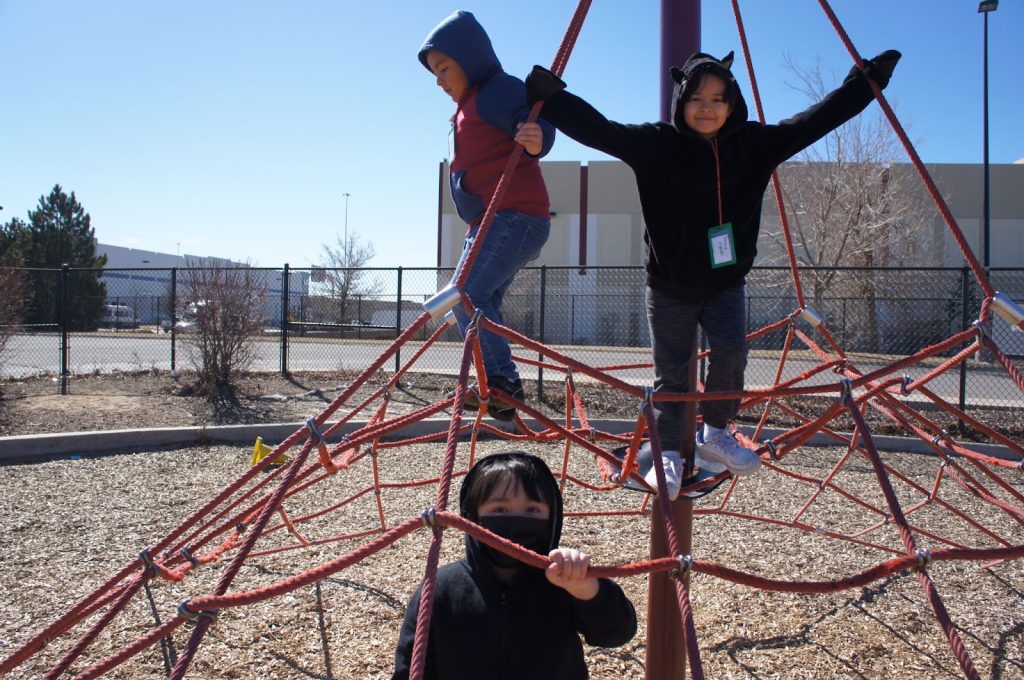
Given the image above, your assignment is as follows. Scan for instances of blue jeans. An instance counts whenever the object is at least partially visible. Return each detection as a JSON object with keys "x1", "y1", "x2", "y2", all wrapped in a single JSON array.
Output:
[
  {"x1": 646, "y1": 284, "x2": 748, "y2": 450},
  {"x1": 451, "y1": 210, "x2": 550, "y2": 382}
]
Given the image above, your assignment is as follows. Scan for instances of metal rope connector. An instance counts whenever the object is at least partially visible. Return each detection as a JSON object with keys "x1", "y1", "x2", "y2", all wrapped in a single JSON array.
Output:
[
  {"x1": 178, "y1": 601, "x2": 219, "y2": 624},
  {"x1": 669, "y1": 554, "x2": 693, "y2": 580},
  {"x1": 641, "y1": 386, "x2": 654, "y2": 414},
  {"x1": 838, "y1": 378, "x2": 853, "y2": 404},
  {"x1": 420, "y1": 508, "x2": 437, "y2": 529},
  {"x1": 180, "y1": 547, "x2": 199, "y2": 567},
  {"x1": 900, "y1": 374, "x2": 913, "y2": 396},
  {"x1": 306, "y1": 417, "x2": 326, "y2": 447},
  {"x1": 931, "y1": 429, "x2": 950, "y2": 446},
  {"x1": 914, "y1": 548, "x2": 932, "y2": 571},
  {"x1": 972, "y1": 319, "x2": 991, "y2": 339},
  {"x1": 139, "y1": 549, "x2": 157, "y2": 575},
  {"x1": 762, "y1": 440, "x2": 779, "y2": 461}
]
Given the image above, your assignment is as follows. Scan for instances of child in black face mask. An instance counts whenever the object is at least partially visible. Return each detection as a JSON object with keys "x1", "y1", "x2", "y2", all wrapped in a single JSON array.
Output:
[{"x1": 392, "y1": 451, "x2": 637, "y2": 680}]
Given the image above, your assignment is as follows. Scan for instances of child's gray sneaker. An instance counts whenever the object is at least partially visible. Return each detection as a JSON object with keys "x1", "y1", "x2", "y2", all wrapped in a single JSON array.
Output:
[
  {"x1": 696, "y1": 428, "x2": 761, "y2": 475},
  {"x1": 643, "y1": 449, "x2": 683, "y2": 501}
]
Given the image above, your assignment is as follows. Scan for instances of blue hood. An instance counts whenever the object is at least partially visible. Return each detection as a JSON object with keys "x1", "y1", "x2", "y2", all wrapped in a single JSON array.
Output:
[{"x1": 418, "y1": 10, "x2": 502, "y2": 88}]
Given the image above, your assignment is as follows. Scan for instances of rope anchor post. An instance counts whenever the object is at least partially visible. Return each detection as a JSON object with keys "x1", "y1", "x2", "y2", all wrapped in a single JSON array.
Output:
[
  {"x1": 422, "y1": 284, "x2": 461, "y2": 320},
  {"x1": 991, "y1": 291, "x2": 1024, "y2": 330},
  {"x1": 799, "y1": 306, "x2": 824, "y2": 328}
]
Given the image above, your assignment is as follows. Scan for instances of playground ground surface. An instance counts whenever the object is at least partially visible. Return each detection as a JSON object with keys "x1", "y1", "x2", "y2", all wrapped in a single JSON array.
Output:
[
  {"x1": 1, "y1": 438, "x2": 1022, "y2": 678},
  {"x1": 1, "y1": 370, "x2": 1022, "y2": 677}
]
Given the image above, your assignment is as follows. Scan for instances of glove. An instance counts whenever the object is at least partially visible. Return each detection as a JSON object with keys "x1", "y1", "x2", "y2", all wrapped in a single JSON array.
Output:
[
  {"x1": 865, "y1": 49, "x2": 901, "y2": 88},
  {"x1": 525, "y1": 65, "x2": 566, "y2": 105}
]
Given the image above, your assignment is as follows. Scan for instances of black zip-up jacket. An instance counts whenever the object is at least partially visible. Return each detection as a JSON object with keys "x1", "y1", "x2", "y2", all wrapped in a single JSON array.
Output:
[
  {"x1": 392, "y1": 452, "x2": 636, "y2": 679},
  {"x1": 535, "y1": 53, "x2": 887, "y2": 301},
  {"x1": 392, "y1": 561, "x2": 636, "y2": 680}
]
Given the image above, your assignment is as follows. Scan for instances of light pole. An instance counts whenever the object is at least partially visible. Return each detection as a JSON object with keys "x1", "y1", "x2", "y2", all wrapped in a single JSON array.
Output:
[
  {"x1": 979, "y1": 0, "x2": 998, "y2": 270},
  {"x1": 343, "y1": 192, "x2": 351, "y2": 246}
]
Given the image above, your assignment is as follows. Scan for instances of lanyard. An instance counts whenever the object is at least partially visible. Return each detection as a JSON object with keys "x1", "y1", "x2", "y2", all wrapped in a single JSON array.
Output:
[{"x1": 710, "y1": 138, "x2": 724, "y2": 225}]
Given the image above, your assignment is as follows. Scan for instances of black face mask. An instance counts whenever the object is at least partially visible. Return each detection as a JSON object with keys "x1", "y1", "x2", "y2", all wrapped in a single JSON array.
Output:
[{"x1": 477, "y1": 515, "x2": 551, "y2": 570}]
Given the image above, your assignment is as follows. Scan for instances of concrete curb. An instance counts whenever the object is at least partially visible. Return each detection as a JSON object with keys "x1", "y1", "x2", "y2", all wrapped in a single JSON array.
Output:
[{"x1": 0, "y1": 419, "x2": 1019, "y2": 464}]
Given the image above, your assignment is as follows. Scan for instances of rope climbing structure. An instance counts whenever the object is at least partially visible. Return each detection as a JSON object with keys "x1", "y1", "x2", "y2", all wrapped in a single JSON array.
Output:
[{"x1": 2, "y1": 1, "x2": 1022, "y2": 678}]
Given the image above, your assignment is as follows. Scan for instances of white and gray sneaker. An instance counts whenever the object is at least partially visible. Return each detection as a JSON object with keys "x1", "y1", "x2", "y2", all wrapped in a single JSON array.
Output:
[
  {"x1": 643, "y1": 449, "x2": 683, "y2": 501},
  {"x1": 696, "y1": 428, "x2": 761, "y2": 476}
]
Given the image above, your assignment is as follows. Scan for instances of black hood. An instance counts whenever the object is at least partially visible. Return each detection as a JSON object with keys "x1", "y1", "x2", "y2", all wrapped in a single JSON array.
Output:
[
  {"x1": 459, "y1": 452, "x2": 564, "y2": 574},
  {"x1": 669, "y1": 51, "x2": 748, "y2": 138}
]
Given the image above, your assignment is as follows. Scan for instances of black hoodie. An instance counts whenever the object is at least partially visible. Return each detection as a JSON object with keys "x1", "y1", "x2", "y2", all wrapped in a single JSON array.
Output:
[
  {"x1": 536, "y1": 52, "x2": 885, "y2": 301},
  {"x1": 392, "y1": 453, "x2": 637, "y2": 680}
]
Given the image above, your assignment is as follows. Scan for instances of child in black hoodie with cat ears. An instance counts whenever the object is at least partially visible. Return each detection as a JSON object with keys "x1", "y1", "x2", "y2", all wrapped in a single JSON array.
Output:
[{"x1": 526, "y1": 49, "x2": 900, "y2": 498}]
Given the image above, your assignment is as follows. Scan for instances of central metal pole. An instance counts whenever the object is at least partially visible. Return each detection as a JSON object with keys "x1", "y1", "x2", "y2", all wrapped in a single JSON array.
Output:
[
  {"x1": 660, "y1": 0, "x2": 701, "y2": 123},
  {"x1": 648, "y1": 3, "x2": 700, "y2": 679}
]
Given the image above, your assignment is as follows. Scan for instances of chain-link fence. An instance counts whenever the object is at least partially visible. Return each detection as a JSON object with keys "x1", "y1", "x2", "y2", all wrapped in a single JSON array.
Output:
[{"x1": 1, "y1": 264, "x2": 1021, "y2": 410}]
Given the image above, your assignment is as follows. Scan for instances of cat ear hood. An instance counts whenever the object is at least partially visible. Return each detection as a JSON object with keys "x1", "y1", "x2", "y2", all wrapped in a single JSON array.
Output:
[{"x1": 669, "y1": 51, "x2": 748, "y2": 134}]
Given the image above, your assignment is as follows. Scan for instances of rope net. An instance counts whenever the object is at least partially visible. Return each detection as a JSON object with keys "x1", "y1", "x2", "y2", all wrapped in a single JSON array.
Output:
[{"x1": 4, "y1": 1, "x2": 1023, "y2": 678}]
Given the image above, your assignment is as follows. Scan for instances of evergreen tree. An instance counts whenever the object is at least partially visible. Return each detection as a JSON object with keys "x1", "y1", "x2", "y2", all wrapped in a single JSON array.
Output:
[{"x1": 2, "y1": 185, "x2": 108, "y2": 330}]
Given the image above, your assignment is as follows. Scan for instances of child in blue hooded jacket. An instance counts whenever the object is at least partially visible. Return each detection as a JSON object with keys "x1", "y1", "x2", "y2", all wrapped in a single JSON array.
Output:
[{"x1": 419, "y1": 10, "x2": 556, "y2": 421}]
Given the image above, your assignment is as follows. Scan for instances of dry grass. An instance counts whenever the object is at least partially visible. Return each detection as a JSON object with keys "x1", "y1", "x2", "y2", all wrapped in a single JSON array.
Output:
[{"x1": 1, "y1": 432, "x2": 1022, "y2": 679}]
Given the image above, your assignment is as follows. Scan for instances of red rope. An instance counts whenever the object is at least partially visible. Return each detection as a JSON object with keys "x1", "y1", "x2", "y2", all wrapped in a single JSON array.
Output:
[
  {"x1": 814, "y1": 0, "x2": 993, "y2": 300},
  {"x1": 843, "y1": 397, "x2": 981, "y2": 679},
  {"x1": 730, "y1": 0, "x2": 806, "y2": 310}
]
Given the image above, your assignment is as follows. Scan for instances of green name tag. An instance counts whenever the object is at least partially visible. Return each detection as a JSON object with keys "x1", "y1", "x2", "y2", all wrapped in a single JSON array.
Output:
[{"x1": 708, "y1": 222, "x2": 737, "y2": 269}]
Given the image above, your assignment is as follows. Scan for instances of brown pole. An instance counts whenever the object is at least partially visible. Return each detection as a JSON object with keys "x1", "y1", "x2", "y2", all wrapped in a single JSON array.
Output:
[
  {"x1": 644, "y1": 339, "x2": 697, "y2": 680},
  {"x1": 647, "y1": 0, "x2": 700, "y2": 677}
]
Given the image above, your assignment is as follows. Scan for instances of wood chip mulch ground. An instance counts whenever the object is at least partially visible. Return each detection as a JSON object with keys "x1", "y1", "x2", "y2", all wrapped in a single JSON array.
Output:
[{"x1": 0, "y1": 371, "x2": 1022, "y2": 678}]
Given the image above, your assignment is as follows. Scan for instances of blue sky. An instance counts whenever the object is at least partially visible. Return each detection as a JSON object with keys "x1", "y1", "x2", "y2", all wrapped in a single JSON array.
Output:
[{"x1": 2, "y1": 1, "x2": 1021, "y2": 269}]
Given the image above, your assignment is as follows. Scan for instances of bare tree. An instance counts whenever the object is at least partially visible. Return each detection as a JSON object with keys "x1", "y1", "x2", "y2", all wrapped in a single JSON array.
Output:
[
  {"x1": 314, "y1": 230, "x2": 382, "y2": 324},
  {"x1": 180, "y1": 258, "x2": 268, "y2": 399},
  {"x1": 761, "y1": 56, "x2": 940, "y2": 350},
  {"x1": 0, "y1": 262, "x2": 27, "y2": 375}
]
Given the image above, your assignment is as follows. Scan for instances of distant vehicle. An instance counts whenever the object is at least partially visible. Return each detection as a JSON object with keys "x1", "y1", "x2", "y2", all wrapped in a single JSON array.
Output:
[
  {"x1": 170, "y1": 300, "x2": 208, "y2": 333},
  {"x1": 101, "y1": 304, "x2": 138, "y2": 330}
]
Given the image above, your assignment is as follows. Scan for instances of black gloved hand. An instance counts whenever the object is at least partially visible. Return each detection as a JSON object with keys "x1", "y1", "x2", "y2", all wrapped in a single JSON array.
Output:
[
  {"x1": 864, "y1": 49, "x2": 901, "y2": 88},
  {"x1": 525, "y1": 65, "x2": 566, "y2": 105}
]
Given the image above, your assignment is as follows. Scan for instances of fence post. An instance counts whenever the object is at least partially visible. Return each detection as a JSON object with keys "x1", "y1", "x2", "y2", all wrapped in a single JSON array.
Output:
[
  {"x1": 957, "y1": 267, "x2": 970, "y2": 430},
  {"x1": 395, "y1": 267, "x2": 403, "y2": 372},
  {"x1": 59, "y1": 263, "x2": 70, "y2": 395},
  {"x1": 170, "y1": 267, "x2": 177, "y2": 373},
  {"x1": 281, "y1": 264, "x2": 290, "y2": 376},
  {"x1": 538, "y1": 265, "x2": 547, "y2": 401}
]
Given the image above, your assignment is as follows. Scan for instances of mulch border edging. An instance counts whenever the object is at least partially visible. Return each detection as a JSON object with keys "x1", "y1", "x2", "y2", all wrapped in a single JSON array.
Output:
[{"x1": 1, "y1": 419, "x2": 1018, "y2": 463}]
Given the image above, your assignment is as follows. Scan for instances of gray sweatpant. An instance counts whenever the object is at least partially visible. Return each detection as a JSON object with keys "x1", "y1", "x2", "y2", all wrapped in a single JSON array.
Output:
[{"x1": 646, "y1": 284, "x2": 748, "y2": 450}]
